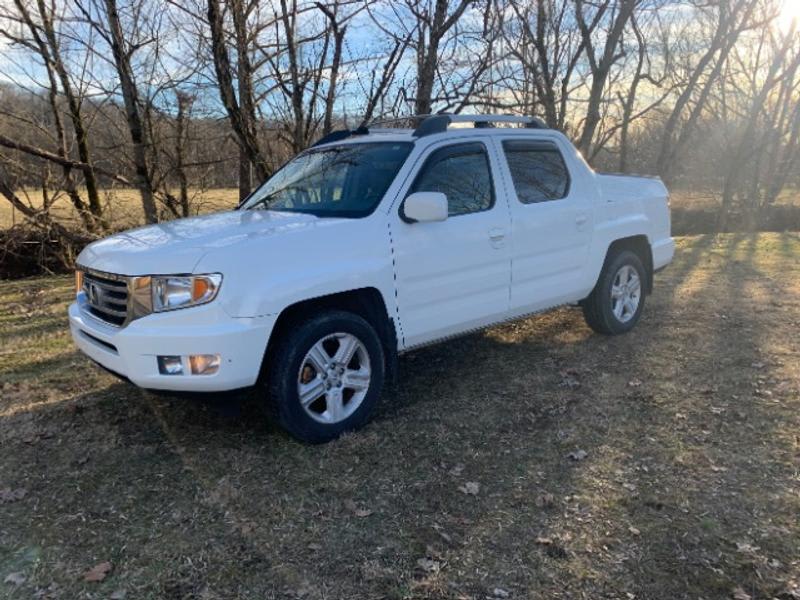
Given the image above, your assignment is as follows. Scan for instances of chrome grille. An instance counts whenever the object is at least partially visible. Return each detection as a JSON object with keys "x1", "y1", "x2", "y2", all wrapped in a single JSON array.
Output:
[{"x1": 82, "y1": 271, "x2": 129, "y2": 327}]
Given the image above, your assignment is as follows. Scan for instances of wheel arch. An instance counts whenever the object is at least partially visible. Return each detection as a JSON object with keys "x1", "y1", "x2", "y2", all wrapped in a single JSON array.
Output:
[
  {"x1": 605, "y1": 235, "x2": 653, "y2": 294},
  {"x1": 259, "y1": 287, "x2": 399, "y2": 384}
]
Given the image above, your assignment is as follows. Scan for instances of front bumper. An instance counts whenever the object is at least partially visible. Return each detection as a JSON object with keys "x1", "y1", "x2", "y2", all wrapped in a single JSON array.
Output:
[{"x1": 69, "y1": 297, "x2": 276, "y2": 392}]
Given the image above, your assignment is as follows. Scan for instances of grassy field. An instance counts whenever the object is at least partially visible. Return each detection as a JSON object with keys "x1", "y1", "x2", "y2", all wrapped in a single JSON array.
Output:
[
  {"x1": 1, "y1": 233, "x2": 799, "y2": 599},
  {"x1": 2, "y1": 187, "x2": 798, "y2": 231},
  {"x1": 0, "y1": 188, "x2": 241, "y2": 230}
]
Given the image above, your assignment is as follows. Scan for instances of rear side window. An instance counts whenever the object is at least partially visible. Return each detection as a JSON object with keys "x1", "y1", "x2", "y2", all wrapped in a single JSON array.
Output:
[
  {"x1": 409, "y1": 142, "x2": 494, "y2": 216},
  {"x1": 502, "y1": 140, "x2": 570, "y2": 204}
]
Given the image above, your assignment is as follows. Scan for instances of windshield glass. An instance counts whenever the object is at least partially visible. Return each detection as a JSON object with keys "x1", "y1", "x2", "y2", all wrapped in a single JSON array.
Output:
[{"x1": 242, "y1": 142, "x2": 413, "y2": 218}]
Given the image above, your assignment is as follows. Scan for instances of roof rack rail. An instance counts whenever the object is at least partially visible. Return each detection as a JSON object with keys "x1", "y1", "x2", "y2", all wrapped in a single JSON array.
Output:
[
  {"x1": 312, "y1": 125, "x2": 370, "y2": 147},
  {"x1": 413, "y1": 114, "x2": 548, "y2": 137}
]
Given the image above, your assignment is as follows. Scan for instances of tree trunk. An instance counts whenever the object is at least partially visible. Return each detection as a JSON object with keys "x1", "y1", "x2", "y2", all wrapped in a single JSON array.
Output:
[
  {"x1": 36, "y1": 0, "x2": 105, "y2": 229},
  {"x1": 207, "y1": 0, "x2": 269, "y2": 186},
  {"x1": 175, "y1": 92, "x2": 191, "y2": 217},
  {"x1": 104, "y1": 0, "x2": 158, "y2": 223}
]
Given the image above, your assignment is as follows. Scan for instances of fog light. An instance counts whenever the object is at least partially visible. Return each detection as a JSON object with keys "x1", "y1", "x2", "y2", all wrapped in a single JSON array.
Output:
[
  {"x1": 189, "y1": 354, "x2": 220, "y2": 375},
  {"x1": 157, "y1": 355, "x2": 183, "y2": 375}
]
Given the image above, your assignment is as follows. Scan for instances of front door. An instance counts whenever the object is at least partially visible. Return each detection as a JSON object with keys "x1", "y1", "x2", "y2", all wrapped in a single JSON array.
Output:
[{"x1": 389, "y1": 140, "x2": 512, "y2": 349}]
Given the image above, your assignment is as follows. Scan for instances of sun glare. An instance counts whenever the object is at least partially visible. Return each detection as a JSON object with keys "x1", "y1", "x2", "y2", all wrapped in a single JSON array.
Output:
[{"x1": 777, "y1": 0, "x2": 800, "y2": 33}]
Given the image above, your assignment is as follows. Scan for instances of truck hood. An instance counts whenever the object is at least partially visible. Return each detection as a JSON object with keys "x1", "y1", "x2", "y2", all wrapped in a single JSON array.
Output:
[{"x1": 76, "y1": 210, "x2": 328, "y2": 275}]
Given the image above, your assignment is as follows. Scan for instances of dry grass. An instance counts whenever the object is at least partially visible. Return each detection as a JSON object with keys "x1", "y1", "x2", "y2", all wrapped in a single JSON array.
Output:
[
  {"x1": 0, "y1": 188, "x2": 241, "y2": 230},
  {"x1": 1, "y1": 233, "x2": 799, "y2": 599}
]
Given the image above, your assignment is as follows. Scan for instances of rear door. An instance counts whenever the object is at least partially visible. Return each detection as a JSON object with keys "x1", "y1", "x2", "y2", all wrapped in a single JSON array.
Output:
[
  {"x1": 494, "y1": 137, "x2": 594, "y2": 314},
  {"x1": 389, "y1": 139, "x2": 512, "y2": 348}
]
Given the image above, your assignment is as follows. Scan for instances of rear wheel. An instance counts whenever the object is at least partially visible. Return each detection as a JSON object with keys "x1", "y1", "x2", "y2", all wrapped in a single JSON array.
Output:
[
  {"x1": 582, "y1": 249, "x2": 646, "y2": 335},
  {"x1": 265, "y1": 310, "x2": 385, "y2": 443}
]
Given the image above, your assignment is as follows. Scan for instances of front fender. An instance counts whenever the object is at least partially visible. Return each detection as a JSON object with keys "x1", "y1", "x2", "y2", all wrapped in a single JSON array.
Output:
[{"x1": 192, "y1": 215, "x2": 397, "y2": 318}]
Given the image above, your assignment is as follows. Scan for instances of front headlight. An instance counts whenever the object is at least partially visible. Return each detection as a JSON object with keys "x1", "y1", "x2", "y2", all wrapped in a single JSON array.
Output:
[
  {"x1": 130, "y1": 274, "x2": 222, "y2": 315},
  {"x1": 152, "y1": 274, "x2": 222, "y2": 312}
]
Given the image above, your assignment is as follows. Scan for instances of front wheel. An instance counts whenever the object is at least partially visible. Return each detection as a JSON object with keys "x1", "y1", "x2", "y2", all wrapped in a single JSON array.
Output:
[
  {"x1": 581, "y1": 249, "x2": 647, "y2": 335},
  {"x1": 265, "y1": 310, "x2": 385, "y2": 443}
]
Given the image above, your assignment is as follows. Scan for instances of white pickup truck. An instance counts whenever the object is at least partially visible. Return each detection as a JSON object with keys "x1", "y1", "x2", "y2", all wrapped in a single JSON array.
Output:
[{"x1": 70, "y1": 114, "x2": 674, "y2": 443}]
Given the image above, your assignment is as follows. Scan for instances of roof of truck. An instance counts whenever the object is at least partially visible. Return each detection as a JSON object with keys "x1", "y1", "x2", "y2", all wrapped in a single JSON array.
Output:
[{"x1": 312, "y1": 114, "x2": 564, "y2": 148}]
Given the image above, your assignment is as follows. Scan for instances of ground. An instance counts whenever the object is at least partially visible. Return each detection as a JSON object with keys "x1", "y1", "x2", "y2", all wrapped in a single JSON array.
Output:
[{"x1": 1, "y1": 233, "x2": 799, "y2": 600}]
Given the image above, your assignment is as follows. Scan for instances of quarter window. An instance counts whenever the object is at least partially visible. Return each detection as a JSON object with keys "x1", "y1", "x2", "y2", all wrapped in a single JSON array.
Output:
[
  {"x1": 502, "y1": 140, "x2": 570, "y2": 203},
  {"x1": 409, "y1": 143, "x2": 494, "y2": 216}
]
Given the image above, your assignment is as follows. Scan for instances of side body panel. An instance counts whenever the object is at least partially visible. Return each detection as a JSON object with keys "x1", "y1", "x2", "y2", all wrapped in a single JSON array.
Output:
[
  {"x1": 585, "y1": 173, "x2": 675, "y2": 288},
  {"x1": 489, "y1": 135, "x2": 597, "y2": 317}
]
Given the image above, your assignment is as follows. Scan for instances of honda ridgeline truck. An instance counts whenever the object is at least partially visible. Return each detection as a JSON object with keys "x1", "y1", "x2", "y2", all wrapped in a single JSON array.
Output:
[{"x1": 70, "y1": 114, "x2": 674, "y2": 443}]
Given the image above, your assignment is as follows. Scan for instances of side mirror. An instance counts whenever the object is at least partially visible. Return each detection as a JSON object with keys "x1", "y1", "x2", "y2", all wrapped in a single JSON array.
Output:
[{"x1": 402, "y1": 192, "x2": 448, "y2": 223}]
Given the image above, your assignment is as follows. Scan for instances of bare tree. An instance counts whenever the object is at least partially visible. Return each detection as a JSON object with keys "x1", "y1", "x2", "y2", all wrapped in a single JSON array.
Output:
[
  {"x1": 206, "y1": 0, "x2": 270, "y2": 199},
  {"x1": 501, "y1": 0, "x2": 588, "y2": 129},
  {"x1": 716, "y1": 19, "x2": 800, "y2": 225},
  {"x1": 0, "y1": 0, "x2": 107, "y2": 230},
  {"x1": 573, "y1": 0, "x2": 639, "y2": 156},
  {"x1": 73, "y1": 0, "x2": 159, "y2": 223},
  {"x1": 654, "y1": 0, "x2": 762, "y2": 185},
  {"x1": 369, "y1": 0, "x2": 478, "y2": 115}
]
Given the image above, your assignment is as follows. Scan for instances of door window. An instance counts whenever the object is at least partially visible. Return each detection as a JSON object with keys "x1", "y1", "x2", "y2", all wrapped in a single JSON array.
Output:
[
  {"x1": 409, "y1": 142, "x2": 494, "y2": 216},
  {"x1": 502, "y1": 140, "x2": 570, "y2": 204}
]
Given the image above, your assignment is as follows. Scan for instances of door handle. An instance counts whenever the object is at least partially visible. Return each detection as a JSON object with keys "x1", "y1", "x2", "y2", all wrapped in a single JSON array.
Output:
[
  {"x1": 489, "y1": 228, "x2": 506, "y2": 241},
  {"x1": 575, "y1": 214, "x2": 588, "y2": 230}
]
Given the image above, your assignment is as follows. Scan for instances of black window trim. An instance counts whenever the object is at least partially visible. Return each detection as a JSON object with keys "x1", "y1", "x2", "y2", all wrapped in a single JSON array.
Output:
[
  {"x1": 402, "y1": 140, "x2": 497, "y2": 220},
  {"x1": 501, "y1": 138, "x2": 572, "y2": 204}
]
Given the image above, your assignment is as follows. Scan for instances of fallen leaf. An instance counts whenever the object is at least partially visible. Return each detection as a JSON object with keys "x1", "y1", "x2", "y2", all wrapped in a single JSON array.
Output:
[
  {"x1": 732, "y1": 586, "x2": 751, "y2": 600},
  {"x1": 535, "y1": 536, "x2": 553, "y2": 545},
  {"x1": 629, "y1": 526, "x2": 641, "y2": 536},
  {"x1": 458, "y1": 481, "x2": 480, "y2": 495},
  {"x1": 628, "y1": 378, "x2": 642, "y2": 387},
  {"x1": 535, "y1": 493, "x2": 555, "y2": 508},
  {"x1": 82, "y1": 561, "x2": 112, "y2": 583},
  {"x1": 425, "y1": 544, "x2": 444, "y2": 560},
  {"x1": 493, "y1": 588, "x2": 510, "y2": 598},
  {"x1": 416, "y1": 558, "x2": 440, "y2": 573},
  {"x1": 0, "y1": 488, "x2": 27, "y2": 503},
  {"x1": 559, "y1": 370, "x2": 580, "y2": 389},
  {"x1": 448, "y1": 463, "x2": 465, "y2": 476},
  {"x1": 354, "y1": 508, "x2": 373, "y2": 518},
  {"x1": 567, "y1": 449, "x2": 588, "y2": 462},
  {"x1": 110, "y1": 590, "x2": 127, "y2": 600},
  {"x1": 4, "y1": 572, "x2": 25, "y2": 586},
  {"x1": 433, "y1": 525, "x2": 453, "y2": 544}
]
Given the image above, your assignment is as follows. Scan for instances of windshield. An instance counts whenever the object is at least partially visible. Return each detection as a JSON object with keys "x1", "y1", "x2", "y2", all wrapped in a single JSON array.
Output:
[{"x1": 242, "y1": 142, "x2": 413, "y2": 218}]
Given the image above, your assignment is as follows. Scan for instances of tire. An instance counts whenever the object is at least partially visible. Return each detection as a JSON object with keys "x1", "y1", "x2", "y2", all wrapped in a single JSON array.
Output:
[
  {"x1": 265, "y1": 310, "x2": 385, "y2": 444},
  {"x1": 581, "y1": 249, "x2": 647, "y2": 335}
]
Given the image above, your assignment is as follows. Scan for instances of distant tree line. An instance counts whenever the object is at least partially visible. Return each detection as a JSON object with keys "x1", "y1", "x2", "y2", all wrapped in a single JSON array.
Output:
[{"x1": 0, "y1": 0, "x2": 798, "y2": 236}]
